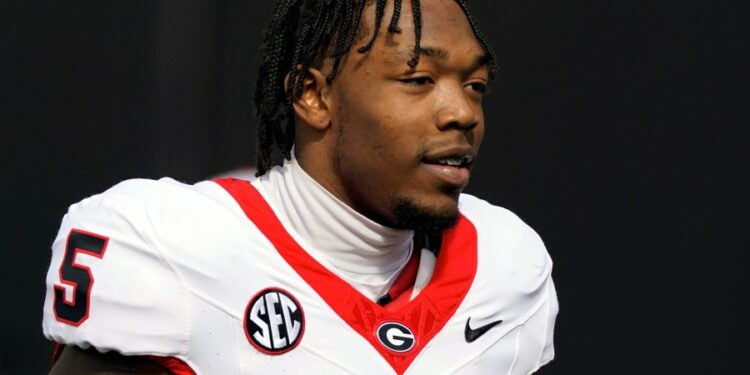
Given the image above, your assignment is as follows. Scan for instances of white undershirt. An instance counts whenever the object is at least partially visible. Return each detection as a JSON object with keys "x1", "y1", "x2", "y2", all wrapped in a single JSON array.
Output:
[{"x1": 253, "y1": 155, "x2": 414, "y2": 300}]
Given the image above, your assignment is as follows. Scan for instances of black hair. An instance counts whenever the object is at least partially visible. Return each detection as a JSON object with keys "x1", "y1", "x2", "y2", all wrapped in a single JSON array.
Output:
[{"x1": 253, "y1": 0, "x2": 496, "y2": 176}]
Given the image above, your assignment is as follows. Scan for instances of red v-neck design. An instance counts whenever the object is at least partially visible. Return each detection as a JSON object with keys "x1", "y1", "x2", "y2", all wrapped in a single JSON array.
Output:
[
  {"x1": 215, "y1": 178, "x2": 478, "y2": 374},
  {"x1": 382, "y1": 247, "x2": 421, "y2": 312}
]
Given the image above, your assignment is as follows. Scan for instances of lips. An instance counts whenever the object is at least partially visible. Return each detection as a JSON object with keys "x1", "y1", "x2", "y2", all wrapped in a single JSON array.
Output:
[
  {"x1": 427, "y1": 154, "x2": 474, "y2": 168},
  {"x1": 421, "y1": 145, "x2": 475, "y2": 165},
  {"x1": 420, "y1": 146, "x2": 475, "y2": 188}
]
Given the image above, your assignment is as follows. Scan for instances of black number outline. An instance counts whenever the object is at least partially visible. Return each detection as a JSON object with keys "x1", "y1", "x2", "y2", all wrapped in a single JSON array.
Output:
[{"x1": 53, "y1": 229, "x2": 109, "y2": 326}]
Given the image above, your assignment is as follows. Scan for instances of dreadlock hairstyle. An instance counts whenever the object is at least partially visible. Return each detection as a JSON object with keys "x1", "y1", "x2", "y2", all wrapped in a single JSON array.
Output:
[{"x1": 253, "y1": 0, "x2": 496, "y2": 176}]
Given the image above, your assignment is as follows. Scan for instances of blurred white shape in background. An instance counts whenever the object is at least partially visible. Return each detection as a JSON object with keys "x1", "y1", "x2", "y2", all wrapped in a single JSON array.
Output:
[{"x1": 211, "y1": 166, "x2": 257, "y2": 181}]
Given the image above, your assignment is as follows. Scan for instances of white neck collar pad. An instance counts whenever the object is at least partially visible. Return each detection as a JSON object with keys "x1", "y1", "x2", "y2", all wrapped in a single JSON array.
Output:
[{"x1": 253, "y1": 155, "x2": 413, "y2": 299}]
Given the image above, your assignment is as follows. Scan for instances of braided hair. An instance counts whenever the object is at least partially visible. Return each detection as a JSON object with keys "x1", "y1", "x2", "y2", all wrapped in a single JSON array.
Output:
[{"x1": 253, "y1": 0, "x2": 496, "y2": 175}]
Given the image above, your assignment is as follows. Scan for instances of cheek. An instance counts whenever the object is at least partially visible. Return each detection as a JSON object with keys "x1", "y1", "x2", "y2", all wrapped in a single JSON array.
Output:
[
  {"x1": 335, "y1": 88, "x2": 420, "y2": 160},
  {"x1": 334, "y1": 93, "x2": 384, "y2": 156},
  {"x1": 332, "y1": 90, "x2": 427, "y2": 207}
]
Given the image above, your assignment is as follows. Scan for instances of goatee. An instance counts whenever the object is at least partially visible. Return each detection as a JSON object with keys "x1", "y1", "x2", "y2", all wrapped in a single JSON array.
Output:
[{"x1": 390, "y1": 197, "x2": 459, "y2": 233}]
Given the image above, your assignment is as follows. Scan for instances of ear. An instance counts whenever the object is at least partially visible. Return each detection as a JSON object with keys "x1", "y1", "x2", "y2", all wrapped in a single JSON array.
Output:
[{"x1": 287, "y1": 67, "x2": 331, "y2": 131}]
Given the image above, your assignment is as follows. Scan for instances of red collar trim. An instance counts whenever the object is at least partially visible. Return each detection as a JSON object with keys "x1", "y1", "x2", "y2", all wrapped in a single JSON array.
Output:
[
  {"x1": 215, "y1": 178, "x2": 478, "y2": 374},
  {"x1": 381, "y1": 246, "x2": 421, "y2": 311}
]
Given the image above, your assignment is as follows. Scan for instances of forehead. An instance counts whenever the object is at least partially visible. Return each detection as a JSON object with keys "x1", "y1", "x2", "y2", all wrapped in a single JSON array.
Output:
[
  {"x1": 359, "y1": 0, "x2": 486, "y2": 66},
  {"x1": 419, "y1": 0, "x2": 475, "y2": 33}
]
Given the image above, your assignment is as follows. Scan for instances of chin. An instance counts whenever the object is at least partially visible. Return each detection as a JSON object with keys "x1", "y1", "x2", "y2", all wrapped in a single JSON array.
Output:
[{"x1": 389, "y1": 196, "x2": 459, "y2": 233}]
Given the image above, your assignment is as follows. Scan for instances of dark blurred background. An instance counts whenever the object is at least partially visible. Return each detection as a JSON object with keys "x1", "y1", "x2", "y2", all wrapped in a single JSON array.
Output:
[{"x1": 2, "y1": 1, "x2": 747, "y2": 374}]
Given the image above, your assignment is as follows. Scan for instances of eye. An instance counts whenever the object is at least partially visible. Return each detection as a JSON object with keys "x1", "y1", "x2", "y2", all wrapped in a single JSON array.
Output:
[
  {"x1": 467, "y1": 82, "x2": 489, "y2": 94},
  {"x1": 399, "y1": 76, "x2": 434, "y2": 87}
]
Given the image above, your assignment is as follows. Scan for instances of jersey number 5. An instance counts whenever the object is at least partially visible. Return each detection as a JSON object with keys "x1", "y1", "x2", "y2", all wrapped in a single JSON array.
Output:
[{"x1": 53, "y1": 229, "x2": 109, "y2": 326}]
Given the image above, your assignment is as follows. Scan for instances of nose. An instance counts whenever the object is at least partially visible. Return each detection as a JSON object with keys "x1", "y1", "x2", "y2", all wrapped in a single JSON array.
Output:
[{"x1": 435, "y1": 82, "x2": 480, "y2": 131}]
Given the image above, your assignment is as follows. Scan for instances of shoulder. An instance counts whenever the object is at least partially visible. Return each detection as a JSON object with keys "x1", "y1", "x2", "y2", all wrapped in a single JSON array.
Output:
[
  {"x1": 458, "y1": 194, "x2": 555, "y2": 323},
  {"x1": 42, "y1": 178, "x2": 245, "y2": 357},
  {"x1": 64, "y1": 177, "x2": 249, "y2": 244},
  {"x1": 54, "y1": 176, "x2": 264, "y2": 291},
  {"x1": 457, "y1": 195, "x2": 558, "y2": 365},
  {"x1": 458, "y1": 193, "x2": 549, "y2": 273},
  {"x1": 458, "y1": 194, "x2": 538, "y2": 234},
  {"x1": 75, "y1": 177, "x2": 236, "y2": 213}
]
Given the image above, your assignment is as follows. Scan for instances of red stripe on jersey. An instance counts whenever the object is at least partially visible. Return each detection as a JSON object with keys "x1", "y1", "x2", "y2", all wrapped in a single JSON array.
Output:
[
  {"x1": 383, "y1": 248, "x2": 420, "y2": 312},
  {"x1": 215, "y1": 178, "x2": 478, "y2": 375},
  {"x1": 51, "y1": 342, "x2": 64, "y2": 367},
  {"x1": 146, "y1": 356, "x2": 196, "y2": 375}
]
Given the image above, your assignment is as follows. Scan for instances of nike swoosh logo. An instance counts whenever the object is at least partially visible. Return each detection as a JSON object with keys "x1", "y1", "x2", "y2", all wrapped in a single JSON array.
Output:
[{"x1": 465, "y1": 317, "x2": 503, "y2": 343}]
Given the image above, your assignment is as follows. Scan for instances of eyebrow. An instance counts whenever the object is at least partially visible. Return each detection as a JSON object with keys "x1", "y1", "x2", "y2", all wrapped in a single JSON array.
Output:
[
  {"x1": 420, "y1": 46, "x2": 450, "y2": 59},
  {"x1": 389, "y1": 46, "x2": 448, "y2": 64},
  {"x1": 387, "y1": 45, "x2": 489, "y2": 71}
]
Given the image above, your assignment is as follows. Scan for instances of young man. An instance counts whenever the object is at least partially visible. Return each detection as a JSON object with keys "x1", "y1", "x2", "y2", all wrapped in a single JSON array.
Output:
[{"x1": 44, "y1": 0, "x2": 558, "y2": 374}]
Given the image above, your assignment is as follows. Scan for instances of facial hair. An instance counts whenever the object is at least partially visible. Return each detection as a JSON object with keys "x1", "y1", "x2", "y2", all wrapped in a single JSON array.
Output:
[{"x1": 390, "y1": 197, "x2": 459, "y2": 233}]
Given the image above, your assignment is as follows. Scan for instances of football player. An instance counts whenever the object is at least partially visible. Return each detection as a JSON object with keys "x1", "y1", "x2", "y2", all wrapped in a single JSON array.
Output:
[{"x1": 45, "y1": 0, "x2": 558, "y2": 374}]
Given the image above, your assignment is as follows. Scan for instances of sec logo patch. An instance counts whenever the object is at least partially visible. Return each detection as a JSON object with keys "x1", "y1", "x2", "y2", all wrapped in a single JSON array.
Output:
[{"x1": 244, "y1": 288, "x2": 305, "y2": 355}]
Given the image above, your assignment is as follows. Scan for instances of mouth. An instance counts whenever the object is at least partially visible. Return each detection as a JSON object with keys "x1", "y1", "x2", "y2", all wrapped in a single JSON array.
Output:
[{"x1": 420, "y1": 149, "x2": 475, "y2": 188}]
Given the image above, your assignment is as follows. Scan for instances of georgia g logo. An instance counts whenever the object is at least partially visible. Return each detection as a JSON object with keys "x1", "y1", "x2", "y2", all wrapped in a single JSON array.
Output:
[
  {"x1": 376, "y1": 322, "x2": 416, "y2": 353},
  {"x1": 244, "y1": 288, "x2": 305, "y2": 355}
]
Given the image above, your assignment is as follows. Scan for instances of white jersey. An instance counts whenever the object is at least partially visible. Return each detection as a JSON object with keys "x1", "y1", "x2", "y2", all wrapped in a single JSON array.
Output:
[{"x1": 43, "y1": 177, "x2": 558, "y2": 374}]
